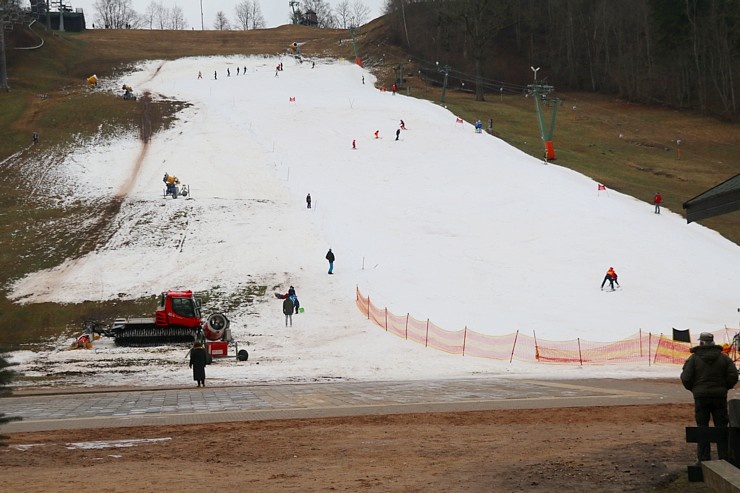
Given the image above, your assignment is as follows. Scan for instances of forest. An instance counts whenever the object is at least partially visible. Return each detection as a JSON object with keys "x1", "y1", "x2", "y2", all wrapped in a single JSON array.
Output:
[{"x1": 382, "y1": 0, "x2": 739, "y2": 120}]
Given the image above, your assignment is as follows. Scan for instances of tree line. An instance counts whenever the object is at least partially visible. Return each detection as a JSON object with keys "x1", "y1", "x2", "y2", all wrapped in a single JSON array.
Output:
[
  {"x1": 91, "y1": 0, "x2": 371, "y2": 31},
  {"x1": 382, "y1": 0, "x2": 739, "y2": 120}
]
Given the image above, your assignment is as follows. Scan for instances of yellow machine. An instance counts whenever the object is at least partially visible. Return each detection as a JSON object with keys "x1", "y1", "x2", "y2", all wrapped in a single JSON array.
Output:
[{"x1": 86, "y1": 74, "x2": 98, "y2": 88}]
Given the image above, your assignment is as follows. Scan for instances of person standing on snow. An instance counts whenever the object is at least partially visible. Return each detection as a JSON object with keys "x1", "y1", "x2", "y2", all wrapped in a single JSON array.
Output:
[
  {"x1": 395, "y1": 128, "x2": 401, "y2": 141},
  {"x1": 600, "y1": 267, "x2": 619, "y2": 291},
  {"x1": 681, "y1": 332, "x2": 738, "y2": 462},
  {"x1": 189, "y1": 341, "x2": 208, "y2": 387},
  {"x1": 306, "y1": 193, "x2": 312, "y2": 209},
  {"x1": 653, "y1": 192, "x2": 662, "y2": 214},
  {"x1": 288, "y1": 285, "x2": 300, "y2": 314},
  {"x1": 326, "y1": 248, "x2": 335, "y2": 274},
  {"x1": 283, "y1": 296, "x2": 294, "y2": 326}
]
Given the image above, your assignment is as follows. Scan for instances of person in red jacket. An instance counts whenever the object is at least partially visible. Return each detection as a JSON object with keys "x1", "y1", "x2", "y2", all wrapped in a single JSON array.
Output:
[
  {"x1": 653, "y1": 192, "x2": 662, "y2": 214},
  {"x1": 600, "y1": 267, "x2": 619, "y2": 291}
]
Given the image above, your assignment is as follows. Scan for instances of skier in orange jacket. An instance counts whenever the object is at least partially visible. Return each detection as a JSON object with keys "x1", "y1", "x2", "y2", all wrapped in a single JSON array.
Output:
[{"x1": 600, "y1": 267, "x2": 620, "y2": 291}]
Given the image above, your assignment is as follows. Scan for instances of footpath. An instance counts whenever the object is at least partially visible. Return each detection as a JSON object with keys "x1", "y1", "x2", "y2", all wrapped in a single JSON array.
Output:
[{"x1": 0, "y1": 377, "x2": 690, "y2": 433}]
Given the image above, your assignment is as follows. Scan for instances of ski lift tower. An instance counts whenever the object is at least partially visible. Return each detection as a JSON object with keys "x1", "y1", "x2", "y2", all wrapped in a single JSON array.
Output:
[
  {"x1": 349, "y1": 26, "x2": 362, "y2": 67},
  {"x1": 0, "y1": 4, "x2": 22, "y2": 91},
  {"x1": 526, "y1": 66, "x2": 561, "y2": 161}
]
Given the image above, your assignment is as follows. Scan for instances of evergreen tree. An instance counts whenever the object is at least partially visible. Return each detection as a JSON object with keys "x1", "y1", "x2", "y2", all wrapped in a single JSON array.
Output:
[{"x1": 0, "y1": 349, "x2": 21, "y2": 446}]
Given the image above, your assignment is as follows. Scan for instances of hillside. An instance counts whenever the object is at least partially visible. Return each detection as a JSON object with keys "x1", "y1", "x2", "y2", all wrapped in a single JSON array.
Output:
[{"x1": 0, "y1": 19, "x2": 738, "y2": 349}]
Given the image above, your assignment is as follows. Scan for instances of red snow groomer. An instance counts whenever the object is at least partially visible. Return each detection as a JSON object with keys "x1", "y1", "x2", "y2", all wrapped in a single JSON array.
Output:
[{"x1": 106, "y1": 290, "x2": 232, "y2": 348}]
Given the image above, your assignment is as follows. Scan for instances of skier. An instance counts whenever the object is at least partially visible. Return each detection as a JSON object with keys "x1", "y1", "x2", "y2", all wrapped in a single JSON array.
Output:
[
  {"x1": 214, "y1": 70, "x2": 217, "y2": 80},
  {"x1": 395, "y1": 128, "x2": 400, "y2": 141},
  {"x1": 392, "y1": 83, "x2": 397, "y2": 95},
  {"x1": 306, "y1": 193, "x2": 312, "y2": 209},
  {"x1": 326, "y1": 248, "x2": 335, "y2": 274},
  {"x1": 374, "y1": 130, "x2": 379, "y2": 139},
  {"x1": 653, "y1": 192, "x2": 662, "y2": 214},
  {"x1": 600, "y1": 267, "x2": 620, "y2": 291},
  {"x1": 400, "y1": 120, "x2": 405, "y2": 130},
  {"x1": 352, "y1": 139, "x2": 356, "y2": 149},
  {"x1": 237, "y1": 67, "x2": 240, "y2": 76},
  {"x1": 227, "y1": 68, "x2": 230, "y2": 77},
  {"x1": 197, "y1": 71, "x2": 202, "y2": 79}
]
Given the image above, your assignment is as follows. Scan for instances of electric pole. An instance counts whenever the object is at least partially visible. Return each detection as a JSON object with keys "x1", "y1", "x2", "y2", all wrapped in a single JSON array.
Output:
[{"x1": 200, "y1": 0, "x2": 204, "y2": 30}]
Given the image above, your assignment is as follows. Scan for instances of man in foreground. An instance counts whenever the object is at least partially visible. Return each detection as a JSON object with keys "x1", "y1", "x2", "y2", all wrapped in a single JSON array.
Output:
[{"x1": 681, "y1": 332, "x2": 739, "y2": 462}]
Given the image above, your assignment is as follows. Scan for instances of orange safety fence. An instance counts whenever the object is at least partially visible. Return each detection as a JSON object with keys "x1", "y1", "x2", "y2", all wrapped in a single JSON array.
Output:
[{"x1": 356, "y1": 287, "x2": 739, "y2": 366}]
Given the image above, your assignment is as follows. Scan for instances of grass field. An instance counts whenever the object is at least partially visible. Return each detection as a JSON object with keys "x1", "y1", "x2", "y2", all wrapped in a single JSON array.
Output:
[{"x1": 0, "y1": 19, "x2": 738, "y2": 347}]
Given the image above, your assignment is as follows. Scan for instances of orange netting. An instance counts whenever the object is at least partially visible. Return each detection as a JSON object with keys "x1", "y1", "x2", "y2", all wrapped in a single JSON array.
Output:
[{"x1": 355, "y1": 287, "x2": 738, "y2": 366}]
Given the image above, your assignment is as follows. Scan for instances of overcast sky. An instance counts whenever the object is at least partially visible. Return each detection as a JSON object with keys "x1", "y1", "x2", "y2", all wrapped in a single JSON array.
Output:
[{"x1": 54, "y1": 0, "x2": 387, "y2": 29}]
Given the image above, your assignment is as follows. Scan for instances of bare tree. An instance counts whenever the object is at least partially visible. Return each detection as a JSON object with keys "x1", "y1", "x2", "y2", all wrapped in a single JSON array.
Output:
[
  {"x1": 213, "y1": 10, "x2": 230, "y2": 30},
  {"x1": 235, "y1": 0, "x2": 265, "y2": 30},
  {"x1": 351, "y1": 0, "x2": 371, "y2": 26},
  {"x1": 249, "y1": 1, "x2": 266, "y2": 29},
  {"x1": 94, "y1": 0, "x2": 139, "y2": 29},
  {"x1": 144, "y1": 1, "x2": 167, "y2": 29},
  {"x1": 439, "y1": 0, "x2": 513, "y2": 101},
  {"x1": 170, "y1": 5, "x2": 187, "y2": 30},
  {"x1": 302, "y1": 0, "x2": 336, "y2": 28},
  {"x1": 336, "y1": 0, "x2": 371, "y2": 28},
  {"x1": 336, "y1": 0, "x2": 352, "y2": 28}
]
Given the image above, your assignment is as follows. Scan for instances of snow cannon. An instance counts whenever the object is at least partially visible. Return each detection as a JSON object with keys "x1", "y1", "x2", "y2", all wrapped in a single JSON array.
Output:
[
  {"x1": 87, "y1": 74, "x2": 98, "y2": 88},
  {"x1": 203, "y1": 313, "x2": 231, "y2": 342}
]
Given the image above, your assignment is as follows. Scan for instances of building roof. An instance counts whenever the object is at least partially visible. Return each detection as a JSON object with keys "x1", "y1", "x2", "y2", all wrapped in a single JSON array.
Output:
[{"x1": 682, "y1": 173, "x2": 740, "y2": 223}]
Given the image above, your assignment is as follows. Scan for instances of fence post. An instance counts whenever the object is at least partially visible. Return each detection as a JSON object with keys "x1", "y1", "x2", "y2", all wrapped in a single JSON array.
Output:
[
  {"x1": 649, "y1": 332, "x2": 652, "y2": 366},
  {"x1": 405, "y1": 313, "x2": 409, "y2": 340},
  {"x1": 510, "y1": 330, "x2": 519, "y2": 363},
  {"x1": 533, "y1": 330, "x2": 539, "y2": 361},
  {"x1": 367, "y1": 296, "x2": 371, "y2": 320},
  {"x1": 385, "y1": 308, "x2": 388, "y2": 331},
  {"x1": 425, "y1": 319, "x2": 430, "y2": 347},
  {"x1": 653, "y1": 333, "x2": 661, "y2": 365},
  {"x1": 462, "y1": 326, "x2": 467, "y2": 356},
  {"x1": 577, "y1": 338, "x2": 583, "y2": 366},
  {"x1": 639, "y1": 328, "x2": 643, "y2": 358}
]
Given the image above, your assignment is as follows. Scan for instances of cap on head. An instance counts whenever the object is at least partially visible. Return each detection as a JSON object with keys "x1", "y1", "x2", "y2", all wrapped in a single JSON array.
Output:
[{"x1": 699, "y1": 332, "x2": 715, "y2": 345}]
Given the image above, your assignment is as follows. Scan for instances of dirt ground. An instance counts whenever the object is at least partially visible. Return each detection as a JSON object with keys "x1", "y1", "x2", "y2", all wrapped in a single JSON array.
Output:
[{"x1": 0, "y1": 403, "x2": 711, "y2": 492}]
